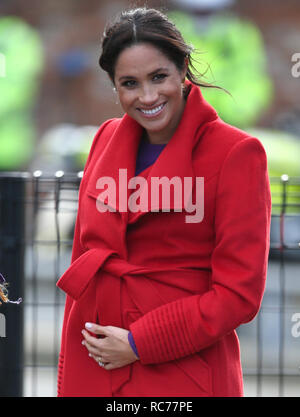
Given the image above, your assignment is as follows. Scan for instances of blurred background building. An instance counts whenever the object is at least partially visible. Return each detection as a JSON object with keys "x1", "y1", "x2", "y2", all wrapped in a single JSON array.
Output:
[
  {"x1": 0, "y1": 0, "x2": 299, "y2": 397},
  {"x1": 0, "y1": 0, "x2": 299, "y2": 174}
]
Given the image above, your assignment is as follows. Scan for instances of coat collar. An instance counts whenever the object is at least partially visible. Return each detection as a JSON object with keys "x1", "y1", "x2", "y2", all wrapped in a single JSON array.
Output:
[{"x1": 86, "y1": 81, "x2": 218, "y2": 224}]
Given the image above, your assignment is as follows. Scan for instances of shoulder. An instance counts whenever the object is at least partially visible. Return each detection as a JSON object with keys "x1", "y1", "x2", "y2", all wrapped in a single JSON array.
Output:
[
  {"x1": 198, "y1": 116, "x2": 267, "y2": 166},
  {"x1": 192, "y1": 116, "x2": 268, "y2": 182},
  {"x1": 210, "y1": 120, "x2": 268, "y2": 187},
  {"x1": 219, "y1": 135, "x2": 268, "y2": 180},
  {"x1": 215, "y1": 119, "x2": 268, "y2": 168},
  {"x1": 83, "y1": 118, "x2": 121, "y2": 172},
  {"x1": 89, "y1": 118, "x2": 121, "y2": 155}
]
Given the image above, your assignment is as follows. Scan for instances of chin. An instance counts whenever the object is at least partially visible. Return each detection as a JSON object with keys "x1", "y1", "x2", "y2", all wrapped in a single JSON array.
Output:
[{"x1": 139, "y1": 117, "x2": 169, "y2": 133}]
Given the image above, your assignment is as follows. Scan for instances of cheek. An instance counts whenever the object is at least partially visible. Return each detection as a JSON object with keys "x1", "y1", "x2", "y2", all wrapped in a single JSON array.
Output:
[
  {"x1": 166, "y1": 87, "x2": 183, "y2": 110},
  {"x1": 166, "y1": 80, "x2": 183, "y2": 100},
  {"x1": 118, "y1": 92, "x2": 135, "y2": 112},
  {"x1": 117, "y1": 93, "x2": 127, "y2": 107}
]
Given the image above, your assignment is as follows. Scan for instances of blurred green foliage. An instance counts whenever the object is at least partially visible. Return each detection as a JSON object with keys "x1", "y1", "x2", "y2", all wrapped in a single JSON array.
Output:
[
  {"x1": 168, "y1": 11, "x2": 273, "y2": 128},
  {"x1": 0, "y1": 16, "x2": 43, "y2": 170}
]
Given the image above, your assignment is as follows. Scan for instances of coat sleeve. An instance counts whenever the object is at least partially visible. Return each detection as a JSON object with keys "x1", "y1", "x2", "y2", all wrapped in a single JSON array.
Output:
[{"x1": 129, "y1": 137, "x2": 272, "y2": 365}]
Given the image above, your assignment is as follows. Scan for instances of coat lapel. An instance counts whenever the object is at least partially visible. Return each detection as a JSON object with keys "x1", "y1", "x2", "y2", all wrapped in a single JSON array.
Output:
[{"x1": 85, "y1": 115, "x2": 142, "y2": 227}]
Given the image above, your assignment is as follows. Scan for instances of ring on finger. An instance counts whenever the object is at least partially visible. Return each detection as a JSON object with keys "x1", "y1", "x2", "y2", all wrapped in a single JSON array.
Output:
[{"x1": 97, "y1": 357, "x2": 105, "y2": 367}]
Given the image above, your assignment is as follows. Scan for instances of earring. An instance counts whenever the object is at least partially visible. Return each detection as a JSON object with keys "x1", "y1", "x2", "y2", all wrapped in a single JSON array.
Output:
[{"x1": 113, "y1": 87, "x2": 119, "y2": 105}]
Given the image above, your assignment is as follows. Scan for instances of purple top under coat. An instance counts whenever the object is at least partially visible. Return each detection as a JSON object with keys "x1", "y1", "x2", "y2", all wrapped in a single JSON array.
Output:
[{"x1": 135, "y1": 134, "x2": 166, "y2": 176}]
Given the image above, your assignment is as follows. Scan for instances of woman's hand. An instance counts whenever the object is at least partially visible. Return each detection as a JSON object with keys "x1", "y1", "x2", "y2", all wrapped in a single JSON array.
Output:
[{"x1": 81, "y1": 322, "x2": 139, "y2": 370}]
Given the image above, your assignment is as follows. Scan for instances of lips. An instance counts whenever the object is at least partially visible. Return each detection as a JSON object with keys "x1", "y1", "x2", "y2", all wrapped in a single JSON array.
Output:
[{"x1": 137, "y1": 102, "x2": 166, "y2": 118}]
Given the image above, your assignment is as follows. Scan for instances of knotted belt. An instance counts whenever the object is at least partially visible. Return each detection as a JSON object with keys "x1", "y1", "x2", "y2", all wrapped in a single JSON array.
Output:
[{"x1": 57, "y1": 247, "x2": 208, "y2": 394}]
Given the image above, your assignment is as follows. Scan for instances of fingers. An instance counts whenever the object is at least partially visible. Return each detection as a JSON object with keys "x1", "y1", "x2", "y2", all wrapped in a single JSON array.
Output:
[
  {"x1": 82, "y1": 336, "x2": 111, "y2": 367},
  {"x1": 85, "y1": 322, "x2": 109, "y2": 336},
  {"x1": 82, "y1": 328, "x2": 100, "y2": 347},
  {"x1": 83, "y1": 339, "x2": 101, "y2": 357},
  {"x1": 81, "y1": 327, "x2": 114, "y2": 367},
  {"x1": 81, "y1": 323, "x2": 137, "y2": 370},
  {"x1": 81, "y1": 323, "x2": 114, "y2": 359},
  {"x1": 90, "y1": 353, "x2": 110, "y2": 368},
  {"x1": 82, "y1": 330, "x2": 105, "y2": 357},
  {"x1": 90, "y1": 354, "x2": 120, "y2": 371}
]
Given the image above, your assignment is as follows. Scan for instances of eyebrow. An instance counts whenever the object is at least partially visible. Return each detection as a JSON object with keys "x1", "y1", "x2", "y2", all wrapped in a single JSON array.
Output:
[{"x1": 118, "y1": 67, "x2": 169, "y2": 82}]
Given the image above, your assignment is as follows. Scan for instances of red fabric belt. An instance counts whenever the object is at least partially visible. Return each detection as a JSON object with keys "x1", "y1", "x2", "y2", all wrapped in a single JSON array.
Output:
[{"x1": 57, "y1": 248, "x2": 208, "y2": 394}]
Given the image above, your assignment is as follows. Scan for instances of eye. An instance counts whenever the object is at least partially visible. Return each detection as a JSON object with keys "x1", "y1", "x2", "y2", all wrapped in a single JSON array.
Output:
[
  {"x1": 121, "y1": 80, "x2": 137, "y2": 88},
  {"x1": 153, "y1": 73, "x2": 168, "y2": 81}
]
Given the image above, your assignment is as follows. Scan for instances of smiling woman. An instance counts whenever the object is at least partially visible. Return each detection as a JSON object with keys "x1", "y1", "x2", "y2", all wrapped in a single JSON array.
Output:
[
  {"x1": 114, "y1": 43, "x2": 187, "y2": 145},
  {"x1": 56, "y1": 7, "x2": 271, "y2": 397},
  {"x1": 99, "y1": 8, "x2": 222, "y2": 144}
]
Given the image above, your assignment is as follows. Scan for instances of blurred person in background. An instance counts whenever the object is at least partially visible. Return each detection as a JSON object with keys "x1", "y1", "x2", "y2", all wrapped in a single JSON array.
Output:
[
  {"x1": 56, "y1": 7, "x2": 271, "y2": 397},
  {"x1": 0, "y1": 13, "x2": 43, "y2": 171}
]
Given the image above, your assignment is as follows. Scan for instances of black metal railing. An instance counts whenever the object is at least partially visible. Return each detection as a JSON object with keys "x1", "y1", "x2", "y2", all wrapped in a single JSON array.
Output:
[{"x1": 0, "y1": 172, "x2": 299, "y2": 397}]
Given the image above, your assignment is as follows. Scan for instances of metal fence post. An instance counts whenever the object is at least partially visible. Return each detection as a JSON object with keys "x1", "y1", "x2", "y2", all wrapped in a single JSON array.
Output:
[
  {"x1": 0, "y1": 172, "x2": 28, "y2": 397},
  {"x1": 278, "y1": 174, "x2": 288, "y2": 397}
]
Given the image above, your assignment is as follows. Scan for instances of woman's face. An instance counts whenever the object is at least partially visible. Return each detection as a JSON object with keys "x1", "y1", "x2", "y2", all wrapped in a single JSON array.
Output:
[{"x1": 113, "y1": 43, "x2": 187, "y2": 144}]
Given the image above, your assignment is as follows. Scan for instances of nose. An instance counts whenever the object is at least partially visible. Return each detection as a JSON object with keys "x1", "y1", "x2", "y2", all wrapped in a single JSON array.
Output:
[{"x1": 138, "y1": 84, "x2": 159, "y2": 107}]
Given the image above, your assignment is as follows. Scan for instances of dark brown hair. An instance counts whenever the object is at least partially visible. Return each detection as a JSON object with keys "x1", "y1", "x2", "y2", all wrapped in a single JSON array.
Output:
[{"x1": 99, "y1": 7, "x2": 225, "y2": 93}]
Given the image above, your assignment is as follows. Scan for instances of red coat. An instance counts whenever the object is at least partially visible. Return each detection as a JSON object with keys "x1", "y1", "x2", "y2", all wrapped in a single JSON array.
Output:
[{"x1": 57, "y1": 81, "x2": 271, "y2": 397}]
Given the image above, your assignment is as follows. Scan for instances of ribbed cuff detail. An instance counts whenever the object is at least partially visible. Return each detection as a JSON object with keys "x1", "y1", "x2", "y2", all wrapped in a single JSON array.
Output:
[{"x1": 130, "y1": 296, "x2": 199, "y2": 365}]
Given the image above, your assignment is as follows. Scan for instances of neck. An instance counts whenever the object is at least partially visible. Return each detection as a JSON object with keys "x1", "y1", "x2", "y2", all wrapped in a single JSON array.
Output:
[{"x1": 143, "y1": 130, "x2": 169, "y2": 145}]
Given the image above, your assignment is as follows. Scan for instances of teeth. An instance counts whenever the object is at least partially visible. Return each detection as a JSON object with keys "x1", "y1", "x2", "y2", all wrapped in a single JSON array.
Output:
[{"x1": 140, "y1": 103, "x2": 164, "y2": 115}]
